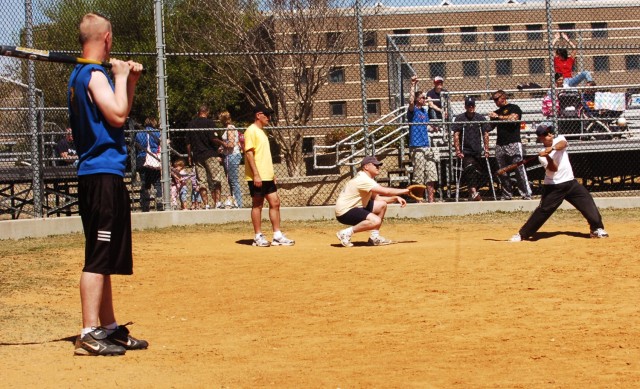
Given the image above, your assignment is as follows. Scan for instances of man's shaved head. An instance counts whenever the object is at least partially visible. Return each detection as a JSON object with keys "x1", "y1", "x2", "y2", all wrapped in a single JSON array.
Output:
[{"x1": 78, "y1": 13, "x2": 111, "y2": 45}]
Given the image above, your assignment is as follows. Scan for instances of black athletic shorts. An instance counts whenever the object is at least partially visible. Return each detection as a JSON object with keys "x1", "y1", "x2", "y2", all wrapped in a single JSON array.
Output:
[
  {"x1": 78, "y1": 174, "x2": 133, "y2": 275},
  {"x1": 248, "y1": 180, "x2": 278, "y2": 197},
  {"x1": 336, "y1": 200, "x2": 374, "y2": 226}
]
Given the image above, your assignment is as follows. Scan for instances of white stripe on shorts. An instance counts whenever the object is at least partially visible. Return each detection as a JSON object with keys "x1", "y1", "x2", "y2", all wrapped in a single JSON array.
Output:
[{"x1": 97, "y1": 230, "x2": 111, "y2": 242}]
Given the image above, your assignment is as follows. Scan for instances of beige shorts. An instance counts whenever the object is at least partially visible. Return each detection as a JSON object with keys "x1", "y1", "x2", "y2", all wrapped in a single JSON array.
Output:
[{"x1": 411, "y1": 147, "x2": 438, "y2": 184}]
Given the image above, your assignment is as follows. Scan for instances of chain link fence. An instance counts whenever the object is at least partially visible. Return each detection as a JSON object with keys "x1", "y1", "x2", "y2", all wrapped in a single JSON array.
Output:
[{"x1": 2, "y1": 0, "x2": 640, "y2": 219}]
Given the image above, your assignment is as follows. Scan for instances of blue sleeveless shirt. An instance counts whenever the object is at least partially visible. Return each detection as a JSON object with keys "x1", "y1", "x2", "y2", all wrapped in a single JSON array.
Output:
[
  {"x1": 67, "y1": 64, "x2": 127, "y2": 177},
  {"x1": 407, "y1": 106, "x2": 431, "y2": 148}
]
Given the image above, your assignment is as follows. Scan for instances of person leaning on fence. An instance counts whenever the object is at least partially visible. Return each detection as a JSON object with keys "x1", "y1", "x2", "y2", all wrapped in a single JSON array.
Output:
[
  {"x1": 452, "y1": 97, "x2": 491, "y2": 201},
  {"x1": 67, "y1": 12, "x2": 148, "y2": 356},
  {"x1": 489, "y1": 90, "x2": 532, "y2": 200},
  {"x1": 335, "y1": 156, "x2": 409, "y2": 247},
  {"x1": 407, "y1": 75, "x2": 437, "y2": 203},
  {"x1": 244, "y1": 103, "x2": 295, "y2": 247},
  {"x1": 134, "y1": 117, "x2": 163, "y2": 212},
  {"x1": 510, "y1": 123, "x2": 608, "y2": 242},
  {"x1": 552, "y1": 32, "x2": 594, "y2": 88},
  {"x1": 55, "y1": 127, "x2": 78, "y2": 166}
]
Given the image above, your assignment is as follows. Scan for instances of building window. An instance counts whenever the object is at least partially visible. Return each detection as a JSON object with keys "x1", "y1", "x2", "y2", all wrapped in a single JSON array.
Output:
[
  {"x1": 364, "y1": 31, "x2": 377, "y2": 47},
  {"x1": 366, "y1": 100, "x2": 380, "y2": 116},
  {"x1": 429, "y1": 62, "x2": 446, "y2": 79},
  {"x1": 496, "y1": 59, "x2": 512, "y2": 76},
  {"x1": 401, "y1": 63, "x2": 413, "y2": 81},
  {"x1": 528, "y1": 58, "x2": 545, "y2": 74},
  {"x1": 461, "y1": 26, "x2": 477, "y2": 44},
  {"x1": 591, "y1": 22, "x2": 608, "y2": 39},
  {"x1": 493, "y1": 25, "x2": 510, "y2": 42},
  {"x1": 292, "y1": 34, "x2": 301, "y2": 50},
  {"x1": 593, "y1": 56, "x2": 610, "y2": 72},
  {"x1": 463, "y1": 61, "x2": 479, "y2": 77},
  {"x1": 427, "y1": 28, "x2": 444, "y2": 44},
  {"x1": 326, "y1": 32, "x2": 341, "y2": 48},
  {"x1": 329, "y1": 67, "x2": 345, "y2": 83},
  {"x1": 364, "y1": 65, "x2": 379, "y2": 82},
  {"x1": 526, "y1": 24, "x2": 543, "y2": 41},
  {"x1": 392, "y1": 29, "x2": 410, "y2": 46},
  {"x1": 330, "y1": 101, "x2": 346, "y2": 117},
  {"x1": 559, "y1": 23, "x2": 575, "y2": 39},
  {"x1": 299, "y1": 68, "x2": 309, "y2": 84},
  {"x1": 625, "y1": 55, "x2": 640, "y2": 70}
]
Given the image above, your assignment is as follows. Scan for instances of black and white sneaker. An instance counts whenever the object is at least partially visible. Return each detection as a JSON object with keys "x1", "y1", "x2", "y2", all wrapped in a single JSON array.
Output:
[
  {"x1": 590, "y1": 228, "x2": 609, "y2": 238},
  {"x1": 74, "y1": 328, "x2": 126, "y2": 356},
  {"x1": 107, "y1": 322, "x2": 149, "y2": 350}
]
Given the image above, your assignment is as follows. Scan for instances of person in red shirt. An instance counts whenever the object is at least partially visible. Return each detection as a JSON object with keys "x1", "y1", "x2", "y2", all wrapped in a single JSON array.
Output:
[{"x1": 553, "y1": 32, "x2": 593, "y2": 88}]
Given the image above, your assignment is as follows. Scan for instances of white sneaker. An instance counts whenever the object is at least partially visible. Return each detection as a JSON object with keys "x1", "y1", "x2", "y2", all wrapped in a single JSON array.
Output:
[
  {"x1": 205, "y1": 204, "x2": 211, "y2": 210},
  {"x1": 224, "y1": 200, "x2": 232, "y2": 209},
  {"x1": 368, "y1": 235, "x2": 392, "y2": 246},
  {"x1": 336, "y1": 231, "x2": 353, "y2": 247},
  {"x1": 216, "y1": 202, "x2": 224, "y2": 209},
  {"x1": 509, "y1": 233, "x2": 522, "y2": 242},
  {"x1": 252, "y1": 234, "x2": 271, "y2": 247},
  {"x1": 590, "y1": 228, "x2": 609, "y2": 238},
  {"x1": 272, "y1": 234, "x2": 295, "y2": 246}
]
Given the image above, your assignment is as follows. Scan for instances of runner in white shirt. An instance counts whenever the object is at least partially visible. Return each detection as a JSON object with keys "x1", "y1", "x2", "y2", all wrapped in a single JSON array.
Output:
[{"x1": 510, "y1": 123, "x2": 608, "y2": 241}]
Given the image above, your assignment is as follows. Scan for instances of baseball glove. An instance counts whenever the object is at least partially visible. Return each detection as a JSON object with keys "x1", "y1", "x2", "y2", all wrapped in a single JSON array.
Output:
[{"x1": 406, "y1": 184, "x2": 427, "y2": 202}]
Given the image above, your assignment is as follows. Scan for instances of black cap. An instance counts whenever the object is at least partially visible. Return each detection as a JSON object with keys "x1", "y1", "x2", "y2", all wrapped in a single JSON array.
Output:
[
  {"x1": 361, "y1": 156, "x2": 383, "y2": 167},
  {"x1": 253, "y1": 103, "x2": 274, "y2": 116},
  {"x1": 464, "y1": 97, "x2": 476, "y2": 107},
  {"x1": 536, "y1": 123, "x2": 555, "y2": 137}
]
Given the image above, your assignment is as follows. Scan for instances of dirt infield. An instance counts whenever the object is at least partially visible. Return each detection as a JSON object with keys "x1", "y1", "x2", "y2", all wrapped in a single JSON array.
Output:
[{"x1": 1, "y1": 208, "x2": 639, "y2": 388}]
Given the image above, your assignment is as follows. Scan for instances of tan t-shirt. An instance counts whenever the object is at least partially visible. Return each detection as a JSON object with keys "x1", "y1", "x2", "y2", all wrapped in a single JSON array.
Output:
[
  {"x1": 244, "y1": 123, "x2": 274, "y2": 181},
  {"x1": 335, "y1": 171, "x2": 379, "y2": 217}
]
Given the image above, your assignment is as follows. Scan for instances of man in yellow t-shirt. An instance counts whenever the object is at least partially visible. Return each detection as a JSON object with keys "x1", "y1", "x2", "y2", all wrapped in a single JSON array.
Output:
[
  {"x1": 244, "y1": 103, "x2": 294, "y2": 247},
  {"x1": 335, "y1": 156, "x2": 409, "y2": 247}
]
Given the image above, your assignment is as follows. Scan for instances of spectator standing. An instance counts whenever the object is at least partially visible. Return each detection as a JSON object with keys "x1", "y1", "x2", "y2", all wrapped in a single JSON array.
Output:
[
  {"x1": 452, "y1": 97, "x2": 491, "y2": 201},
  {"x1": 335, "y1": 156, "x2": 409, "y2": 247},
  {"x1": 489, "y1": 90, "x2": 532, "y2": 200},
  {"x1": 55, "y1": 127, "x2": 78, "y2": 166},
  {"x1": 245, "y1": 103, "x2": 294, "y2": 247},
  {"x1": 510, "y1": 123, "x2": 608, "y2": 241},
  {"x1": 407, "y1": 75, "x2": 437, "y2": 203},
  {"x1": 67, "y1": 13, "x2": 147, "y2": 356},
  {"x1": 219, "y1": 111, "x2": 243, "y2": 208},
  {"x1": 426, "y1": 76, "x2": 446, "y2": 121},
  {"x1": 134, "y1": 117, "x2": 163, "y2": 212},
  {"x1": 187, "y1": 105, "x2": 226, "y2": 209}
]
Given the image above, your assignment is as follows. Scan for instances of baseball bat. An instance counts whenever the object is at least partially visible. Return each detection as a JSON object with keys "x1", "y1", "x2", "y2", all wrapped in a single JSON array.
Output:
[
  {"x1": 0, "y1": 45, "x2": 145, "y2": 73},
  {"x1": 497, "y1": 155, "x2": 538, "y2": 176}
]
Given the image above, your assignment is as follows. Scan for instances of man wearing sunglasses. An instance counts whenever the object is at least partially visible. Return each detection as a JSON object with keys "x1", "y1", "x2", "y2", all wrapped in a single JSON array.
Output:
[
  {"x1": 489, "y1": 90, "x2": 532, "y2": 201},
  {"x1": 510, "y1": 124, "x2": 608, "y2": 241}
]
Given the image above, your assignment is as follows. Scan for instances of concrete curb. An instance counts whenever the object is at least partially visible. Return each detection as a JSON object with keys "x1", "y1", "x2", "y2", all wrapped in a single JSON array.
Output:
[{"x1": 1, "y1": 197, "x2": 639, "y2": 240}]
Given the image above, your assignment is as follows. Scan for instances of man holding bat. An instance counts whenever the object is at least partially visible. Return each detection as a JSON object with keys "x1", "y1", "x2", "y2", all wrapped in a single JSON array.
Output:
[
  {"x1": 509, "y1": 123, "x2": 608, "y2": 242},
  {"x1": 68, "y1": 13, "x2": 147, "y2": 356},
  {"x1": 335, "y1": 156, "x2": 409, "y2": 247}
]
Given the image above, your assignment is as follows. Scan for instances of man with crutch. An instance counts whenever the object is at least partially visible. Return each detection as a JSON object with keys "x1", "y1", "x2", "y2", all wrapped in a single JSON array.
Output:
[{"x1": 452, "y1": 97, "x2": 495, "y2": 201}]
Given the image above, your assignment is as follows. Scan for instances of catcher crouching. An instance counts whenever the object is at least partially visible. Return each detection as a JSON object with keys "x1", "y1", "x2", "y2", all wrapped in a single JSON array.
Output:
[{"x1": 335, "y1": 156, "x2": 410, "y2": 247}]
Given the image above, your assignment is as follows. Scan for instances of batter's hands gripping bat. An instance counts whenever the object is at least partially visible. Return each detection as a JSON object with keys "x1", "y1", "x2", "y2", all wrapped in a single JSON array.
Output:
[
  {"x1": 406, "y1": 184, "x2": 427, "y2": 202},
  {"x1": 0, "y1": 45, "x2": 145, "y2": 73},
  {"x1": 497, "y1": 156, "x2": 538, "y2": 176}
]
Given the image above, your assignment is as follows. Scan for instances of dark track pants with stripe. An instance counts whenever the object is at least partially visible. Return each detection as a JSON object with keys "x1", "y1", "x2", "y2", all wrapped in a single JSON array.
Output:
[{"x1": 519, "y1": 179, "x2": 604, "y2": 239}]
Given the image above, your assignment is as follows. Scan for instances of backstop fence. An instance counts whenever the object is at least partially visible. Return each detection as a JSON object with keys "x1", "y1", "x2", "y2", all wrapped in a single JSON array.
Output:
[{"x1": 2, "y1": 0, "x2": 640, "y2": 219}]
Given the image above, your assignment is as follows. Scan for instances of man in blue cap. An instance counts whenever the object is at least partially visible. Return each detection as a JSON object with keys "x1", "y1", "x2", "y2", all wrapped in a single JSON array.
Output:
[
  {"x1": 452, "y1": 97, "x2": 492, "y2": 201},
  {"x1": 510, "y1": 123, "x2": 608, "y2": 241}
]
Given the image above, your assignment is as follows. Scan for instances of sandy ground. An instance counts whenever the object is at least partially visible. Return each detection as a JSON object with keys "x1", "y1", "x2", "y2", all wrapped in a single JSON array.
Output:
[{"x1": 1, "y1": 209, "x2": 639, "y2": 388}]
